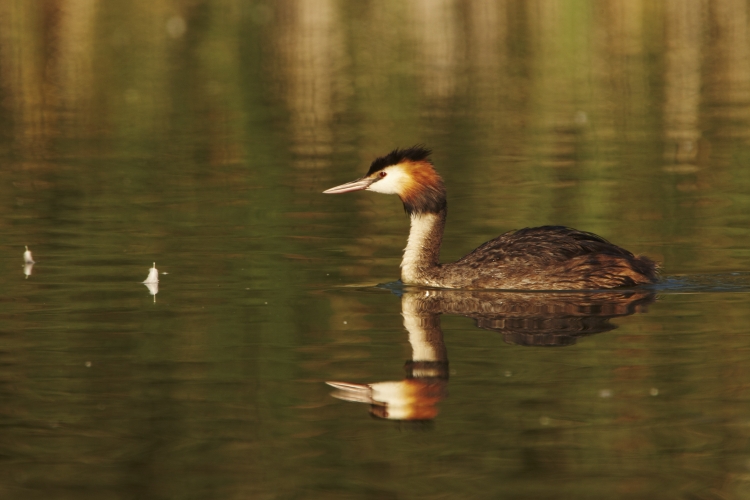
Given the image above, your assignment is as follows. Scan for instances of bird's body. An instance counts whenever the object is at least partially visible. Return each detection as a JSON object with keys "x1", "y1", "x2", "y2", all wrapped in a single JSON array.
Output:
[{"x1": 324, "y1": 146, "x2": 658, "y2": 290}]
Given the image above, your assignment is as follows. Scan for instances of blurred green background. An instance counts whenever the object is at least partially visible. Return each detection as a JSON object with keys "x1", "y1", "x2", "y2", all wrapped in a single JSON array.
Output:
[{"x1": 2, "y1": 1, "x2": 750, "y2": 499}]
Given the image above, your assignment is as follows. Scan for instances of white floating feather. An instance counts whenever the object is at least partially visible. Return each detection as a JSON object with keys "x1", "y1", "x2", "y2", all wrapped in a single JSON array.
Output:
[
  {"x1": 143, "y1": 262, "x2": 159, "y2": 284},
  {"x1": 23, "y1": 246, "x2": 35, "y2": 264},
  {"x1": 22, "y1": 246, "x2": 35, "y2": 278},
  {"x1": 143, "y1": 262, "x2": 159, "y2": 303}
]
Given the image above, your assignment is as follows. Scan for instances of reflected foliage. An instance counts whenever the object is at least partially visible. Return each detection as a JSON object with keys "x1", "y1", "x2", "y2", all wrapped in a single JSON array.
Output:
[{"x1": 1, "y1": 1, "x2": 750, "y2": 499}]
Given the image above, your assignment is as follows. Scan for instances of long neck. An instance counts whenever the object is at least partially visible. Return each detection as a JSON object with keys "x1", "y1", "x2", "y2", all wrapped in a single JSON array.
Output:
[{"x1": 401, "y1": 208, "x2": 446, "y2": 285}]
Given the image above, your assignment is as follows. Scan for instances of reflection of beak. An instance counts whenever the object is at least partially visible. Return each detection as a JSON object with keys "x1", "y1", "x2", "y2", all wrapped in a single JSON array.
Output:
[
  {"x1": 327, "y1": 379, "x2": 445, "y2": 421},
  {"x1": 323, "y1": 177, "x2": 374, "y2": 194}
]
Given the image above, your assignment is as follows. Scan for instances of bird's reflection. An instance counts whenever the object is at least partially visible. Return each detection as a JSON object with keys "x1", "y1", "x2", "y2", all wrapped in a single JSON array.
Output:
[{"x1": 328, "y1": 288, "x2": 654, "y2": 421}]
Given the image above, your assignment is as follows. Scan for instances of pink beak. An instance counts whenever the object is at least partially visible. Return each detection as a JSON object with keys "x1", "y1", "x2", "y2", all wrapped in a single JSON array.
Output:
[{"x1": 323, "y1": 177, "x2": 374, "y2": 194}]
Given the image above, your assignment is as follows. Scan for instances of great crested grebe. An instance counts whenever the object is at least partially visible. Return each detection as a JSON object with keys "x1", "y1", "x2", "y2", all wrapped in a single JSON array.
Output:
[{"x1": 324, "y1": 146, "x2": 659, "y2": 290}]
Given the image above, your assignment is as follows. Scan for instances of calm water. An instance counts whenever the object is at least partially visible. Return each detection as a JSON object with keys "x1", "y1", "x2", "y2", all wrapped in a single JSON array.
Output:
[{"x1": 2, "y1": 1, "x2": 750, "y2": 499}]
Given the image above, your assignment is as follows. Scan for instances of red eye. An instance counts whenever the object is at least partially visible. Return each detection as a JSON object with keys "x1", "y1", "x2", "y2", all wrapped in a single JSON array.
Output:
[{"x1": 379, "y1": 171, "x2": 387, "y2": 178}]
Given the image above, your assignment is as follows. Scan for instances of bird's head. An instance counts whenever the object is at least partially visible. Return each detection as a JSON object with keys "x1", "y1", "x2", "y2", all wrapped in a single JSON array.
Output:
[{"x1": 323, "y1": 146, "x2": 446, "y2": 215}]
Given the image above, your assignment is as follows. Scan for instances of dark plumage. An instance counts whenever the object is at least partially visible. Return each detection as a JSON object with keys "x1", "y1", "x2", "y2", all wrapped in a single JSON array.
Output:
[
  {"x1": 447, "y1": 226, "x2": 659, "y2": 289},
  {"x1": 366, "y1": 146, "x2": 433, "y2": 176},
  {"x1": 324, "y1": 147, "x2": 660, "y2": 290}
]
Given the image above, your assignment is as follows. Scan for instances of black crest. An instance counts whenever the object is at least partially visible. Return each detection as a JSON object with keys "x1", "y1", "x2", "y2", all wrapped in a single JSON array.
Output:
[{"x1": 366, "y1": 145, "x2": 432, "y2": 176}]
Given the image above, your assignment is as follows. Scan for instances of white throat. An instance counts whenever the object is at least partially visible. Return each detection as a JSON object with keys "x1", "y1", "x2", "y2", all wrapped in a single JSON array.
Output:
[{"x1": 401, "y1": 212, "x2": 441, "y2": 284}]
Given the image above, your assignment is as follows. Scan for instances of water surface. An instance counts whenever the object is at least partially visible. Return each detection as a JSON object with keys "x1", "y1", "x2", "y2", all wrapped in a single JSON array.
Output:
[{"x1": 2, "y1": 2, "x2": 750, "y2": 499}]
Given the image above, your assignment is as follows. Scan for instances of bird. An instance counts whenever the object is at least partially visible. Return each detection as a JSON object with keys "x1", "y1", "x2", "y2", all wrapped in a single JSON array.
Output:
[{"x1": 323, "y1": 146, "x2": 659, "y2": 290}]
